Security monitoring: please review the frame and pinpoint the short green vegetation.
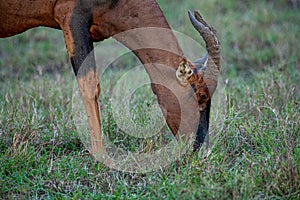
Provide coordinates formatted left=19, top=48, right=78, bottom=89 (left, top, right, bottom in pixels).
left=0, top=0, right=299, bottom=199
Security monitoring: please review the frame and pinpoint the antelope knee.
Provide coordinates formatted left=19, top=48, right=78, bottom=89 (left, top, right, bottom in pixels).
left=77, top=71, right=100, bottom=100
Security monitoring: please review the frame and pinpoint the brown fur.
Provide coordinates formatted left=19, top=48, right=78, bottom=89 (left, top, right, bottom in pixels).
left=0, top=1, right=220, bottom=156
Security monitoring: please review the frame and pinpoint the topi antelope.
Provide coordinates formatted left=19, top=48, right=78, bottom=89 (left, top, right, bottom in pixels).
left=0, top=0, right=220, bottom=158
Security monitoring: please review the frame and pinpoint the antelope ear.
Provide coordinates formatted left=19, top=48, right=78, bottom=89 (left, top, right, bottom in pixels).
left=193, top=53, right=208, bottom=70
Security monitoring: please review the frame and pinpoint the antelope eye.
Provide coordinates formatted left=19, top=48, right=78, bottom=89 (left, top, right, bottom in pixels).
left=198, top=93, right=207, bottom=99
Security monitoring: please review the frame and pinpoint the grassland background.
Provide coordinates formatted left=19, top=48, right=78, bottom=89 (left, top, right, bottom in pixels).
left=0, top=0, right=299, bottom=199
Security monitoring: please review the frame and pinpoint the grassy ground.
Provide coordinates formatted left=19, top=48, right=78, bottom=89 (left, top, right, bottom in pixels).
left=0, top=0, right=299, bottom=199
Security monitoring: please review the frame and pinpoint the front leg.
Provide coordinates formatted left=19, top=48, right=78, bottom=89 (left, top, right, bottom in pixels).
left=54, top=4, right=104, bottom=158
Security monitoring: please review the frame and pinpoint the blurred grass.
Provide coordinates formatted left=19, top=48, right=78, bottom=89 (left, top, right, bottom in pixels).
left=0, top=0, right=300, bottom=199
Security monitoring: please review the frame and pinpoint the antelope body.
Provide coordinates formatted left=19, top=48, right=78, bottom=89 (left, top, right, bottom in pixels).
left=0, top=0, right=220, bottom=158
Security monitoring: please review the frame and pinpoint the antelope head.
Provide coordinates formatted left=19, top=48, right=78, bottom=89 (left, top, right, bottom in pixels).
left=176, top=11, right=221, bottom=151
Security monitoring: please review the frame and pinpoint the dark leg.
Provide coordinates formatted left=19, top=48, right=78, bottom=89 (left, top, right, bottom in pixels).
left=54, top=4, right=104, bottom=158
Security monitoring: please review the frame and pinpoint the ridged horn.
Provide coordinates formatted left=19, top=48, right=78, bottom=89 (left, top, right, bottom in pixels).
left=188, top=10, right=221, bottom=95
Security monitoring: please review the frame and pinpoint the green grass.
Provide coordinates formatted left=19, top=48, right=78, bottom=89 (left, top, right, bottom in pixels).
left=1, top=0, right=299, bottom=199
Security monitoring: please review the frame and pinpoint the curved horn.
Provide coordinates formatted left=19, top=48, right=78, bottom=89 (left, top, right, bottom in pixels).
left=188, top=10, right=221, bottom=95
